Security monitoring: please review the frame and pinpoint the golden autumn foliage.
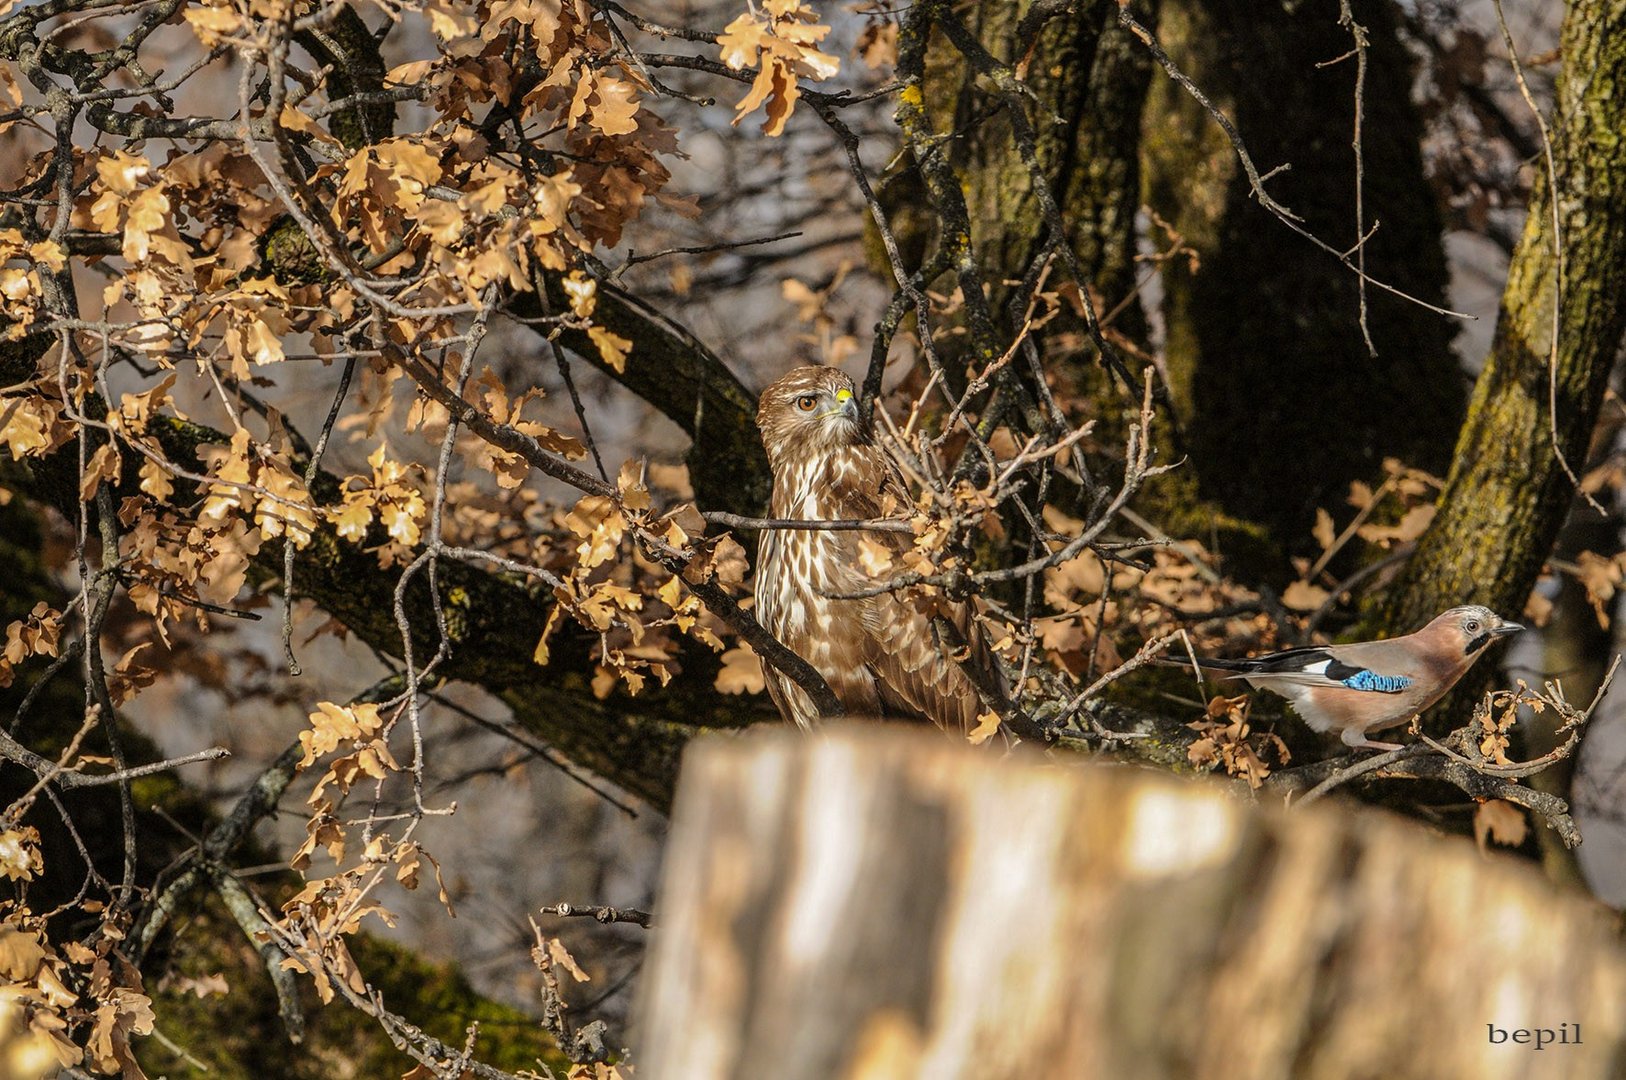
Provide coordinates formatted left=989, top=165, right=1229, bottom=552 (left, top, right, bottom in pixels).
left=0, top=0, right=1622, bottom=1074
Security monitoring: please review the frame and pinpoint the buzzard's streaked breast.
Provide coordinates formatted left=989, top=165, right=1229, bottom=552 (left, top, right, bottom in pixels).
left=752, top=369, right=998, bottom=735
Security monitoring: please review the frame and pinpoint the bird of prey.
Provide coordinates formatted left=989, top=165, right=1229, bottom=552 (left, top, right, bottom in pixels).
left=751, top=365, right=1000, bottom=733
left=1186, top=605, right=1523, bottom=750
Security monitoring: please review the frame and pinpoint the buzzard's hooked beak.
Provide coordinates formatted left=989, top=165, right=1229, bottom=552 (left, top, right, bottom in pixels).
left=821, top=387, right=859, bottom=422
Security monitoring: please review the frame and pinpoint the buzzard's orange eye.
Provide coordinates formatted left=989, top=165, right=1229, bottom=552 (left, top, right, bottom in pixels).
left=796, top=394, right=818, bottom=412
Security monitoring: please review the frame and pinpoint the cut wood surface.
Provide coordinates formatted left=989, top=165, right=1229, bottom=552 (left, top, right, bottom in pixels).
left=637, top=726, right=1626, bottom=1080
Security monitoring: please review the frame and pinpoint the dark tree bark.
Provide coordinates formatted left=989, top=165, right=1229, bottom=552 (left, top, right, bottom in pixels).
left=1143, top=0, right=1465, bottom=545
left=1378, top=0, right=1626, bottom=674
left=875, top=0, right=1154, bottom=420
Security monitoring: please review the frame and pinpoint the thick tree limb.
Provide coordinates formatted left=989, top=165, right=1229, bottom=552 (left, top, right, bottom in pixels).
left=508, top=282, right=772, bottom=518
left=1378, top=0, right=1626, bottom=699
left=1, top=417, right=743, bottom=811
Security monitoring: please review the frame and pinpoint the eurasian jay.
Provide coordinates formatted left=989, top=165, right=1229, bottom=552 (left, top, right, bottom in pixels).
left=1187, top=605, right=1523, bottom=750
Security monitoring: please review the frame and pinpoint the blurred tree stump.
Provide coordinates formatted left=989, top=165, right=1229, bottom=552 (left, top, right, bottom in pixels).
left=638, top=727, right=1626, bottom=1080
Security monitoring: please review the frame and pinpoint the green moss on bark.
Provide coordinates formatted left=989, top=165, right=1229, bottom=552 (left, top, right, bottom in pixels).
left=1373, top=0, right=1626, bottom=732
left=145, top=912, right=565, bottom=1079
left=946, top=0, right=1152, bottom=337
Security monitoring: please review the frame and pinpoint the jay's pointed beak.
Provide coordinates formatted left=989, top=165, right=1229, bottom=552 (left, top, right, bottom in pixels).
left=1491, top=622, right=1524, bottom=637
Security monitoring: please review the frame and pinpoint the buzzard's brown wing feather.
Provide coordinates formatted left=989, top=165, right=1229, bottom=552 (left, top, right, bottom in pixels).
left=843, top=447, right=1001, bottom=733
left=864, top=599, right=986, bottom=734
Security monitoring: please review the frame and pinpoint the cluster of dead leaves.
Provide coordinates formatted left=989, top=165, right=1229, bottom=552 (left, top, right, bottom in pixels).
left=0, top=724, right=162, bottom=1080
left=464, top=369, right=590, bottom=491
left=0, top=826, right=42, bottom=883
left=277, top=872, right=399, bottom=1008
left=853, top=17, right=898, bottom=70
left=782, top=262, right=859, bottom=367
left=1187, top=694, right=1290, bottom=789
left=1285, top=459, right=1443, bottom=612
left=0, top=228, right=63, bottom=339
left=77, top=147, right=303, bottom=369
left=0, top=0, right=742, bottom=724
left=0, top=603, right=62, bottom=691
left=556, top=273, right=634, bottom=372
left=538, top=462, right=745, bottom=699
left=196, top=426, right=316, bottom=547
left=329, top=444, right=432, bottom=567
left=121, top=503, right=262, bottom=642
left=0, top=914, right=158, bottom=1080
left=1041, top=505, right=1269, bottom=675
left=1472, top=683, right=1533, bottom=767
left=718, top=0, right=841, bottom=136
left=280, top=700, right=454, bottom=1007
left=294, top=702, right=401, bottom=871
left=854, top=499, right=961, bottom=579
left=521, top=919, right=637, bottom=1080
left=107, top=392, right=310, bottom=640
left=1558, top=549, right=1626, bottom=629
left=40, top=0, right=689, bottom=430
left=0, top=370, right=74, bottom=465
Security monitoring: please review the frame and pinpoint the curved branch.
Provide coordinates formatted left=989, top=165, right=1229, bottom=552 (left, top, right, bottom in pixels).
left=507, top=281, right=772, bottom=518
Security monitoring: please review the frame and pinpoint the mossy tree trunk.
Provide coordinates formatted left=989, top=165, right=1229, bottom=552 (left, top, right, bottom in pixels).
left=936, top=0, right=1153, bottom=340
left=878, top=1, right=1154, bottom=397
left=1142, top=0, right=1465, bottom=546
left=1378, top=0, right=1626, bottom=691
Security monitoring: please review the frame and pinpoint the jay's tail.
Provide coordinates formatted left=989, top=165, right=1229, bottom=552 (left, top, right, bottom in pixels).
left=1158, top=645, right=1339, bottom=679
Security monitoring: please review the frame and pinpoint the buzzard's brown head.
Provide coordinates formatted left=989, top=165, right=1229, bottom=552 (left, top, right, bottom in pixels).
left=756, top=366, right=866, bottom=469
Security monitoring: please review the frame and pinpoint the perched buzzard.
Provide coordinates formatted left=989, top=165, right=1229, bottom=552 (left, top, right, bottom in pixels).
left=752, top=365, right=999, bottom=733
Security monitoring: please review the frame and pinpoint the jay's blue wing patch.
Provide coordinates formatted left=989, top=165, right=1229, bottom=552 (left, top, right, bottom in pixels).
left=1338, top=669, right=1414, bottom=693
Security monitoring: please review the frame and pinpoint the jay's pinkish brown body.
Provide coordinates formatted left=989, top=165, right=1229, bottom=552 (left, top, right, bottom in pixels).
left=1191, top=606, right=1523, bottom=750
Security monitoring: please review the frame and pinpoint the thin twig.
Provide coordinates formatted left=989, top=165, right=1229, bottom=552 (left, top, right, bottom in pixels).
left=1329, top=1, right=1376, bottom=355
left=701, top=512, right=913, bottom=534
left=0, top=731, right=228, bottom=790
left=540, top=902, right=652, bottom=928
left=284, top=356, right=356, bottom=675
